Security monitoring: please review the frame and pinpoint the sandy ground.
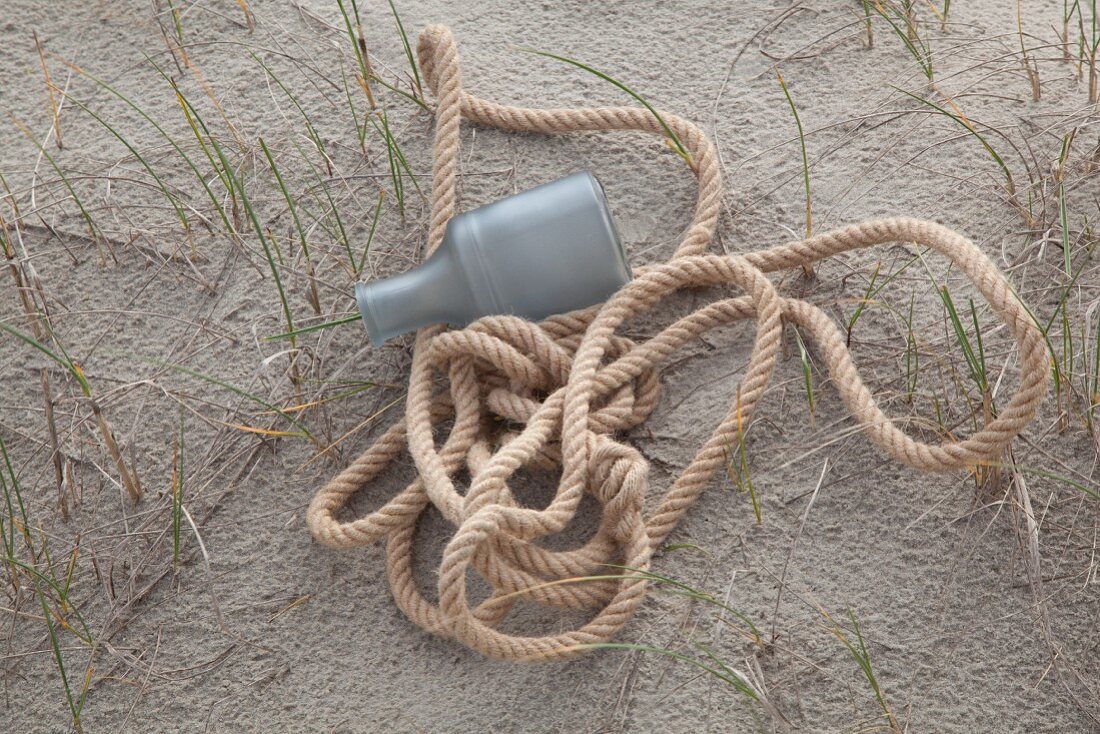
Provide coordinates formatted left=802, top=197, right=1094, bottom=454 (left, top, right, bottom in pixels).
left=1, top=0, right=1098, bottom=731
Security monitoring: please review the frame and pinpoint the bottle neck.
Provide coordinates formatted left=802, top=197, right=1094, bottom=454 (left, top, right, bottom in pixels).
left=356, top=248, right=470, bottom=345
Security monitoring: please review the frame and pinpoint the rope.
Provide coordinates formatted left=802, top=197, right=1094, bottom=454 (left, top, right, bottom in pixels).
left=307, top=25, right=1049, bottom=661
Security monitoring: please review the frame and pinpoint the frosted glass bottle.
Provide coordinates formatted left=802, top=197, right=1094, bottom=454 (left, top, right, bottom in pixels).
left=355, top=171, right=631, bottom=345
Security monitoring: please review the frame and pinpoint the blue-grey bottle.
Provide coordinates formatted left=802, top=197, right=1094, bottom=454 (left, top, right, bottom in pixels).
left=356, top=171, right=632, bottom=345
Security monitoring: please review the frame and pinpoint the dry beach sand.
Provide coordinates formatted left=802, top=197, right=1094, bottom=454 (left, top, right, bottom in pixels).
left=1, top=0, right=1098, bottom=731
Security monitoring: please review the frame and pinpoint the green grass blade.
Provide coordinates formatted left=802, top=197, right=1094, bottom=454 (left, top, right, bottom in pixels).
left=186, top=114, right=296, bottom=338
left=967, top=298, right=989, bottom=393
left=35, top=578, right=79, bottom=729
left=792, top=326, right=815, bottom=417
left=59, top=91, right=190, bottom=232
left=137, top=356, right=314, bottom=443
left=11, top=558, right=92, bottom=642
left=258, top=138, right=313, bottom=265
left=250, top=52, right=331, bottom=172
left=386, top=0, right=423, bottom=99
left=578, top=642, right=757, bottom=698
left=940, top=285, right=984, bottom=391
left=143, top=55, right=240, bottom=232
left=694, top=642, right=760, bottom=700
left=10, top=118, right=101, bottom=252
left=0, top=321, right=91, bottom=396
left=871, top=1, right=933, bottom=79
left=891, top=86, right=1012, bottom=185
left=1059, top=182, right=1072, bottom=279
left=371, top=75, right=430, bottom=110
left=265, top=314, right=359, bottom=341
left=77, top=57, right=234, bottom=235
left=972, top=467, right=1096, bottom=500
left=776, top=70, right=812, bottom=239
left=335, top=0, right=373, bottom=105
left=173, top=410, right=184, bottom=565
left=604, top=564, right=762, bottom=641
left=357, top=190, right=385, bottom=276
left=0, top=434, right=32, bottom=559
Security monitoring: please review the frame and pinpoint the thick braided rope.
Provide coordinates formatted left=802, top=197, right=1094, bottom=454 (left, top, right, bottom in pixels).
left=307, top=26, right=1048, bottom=661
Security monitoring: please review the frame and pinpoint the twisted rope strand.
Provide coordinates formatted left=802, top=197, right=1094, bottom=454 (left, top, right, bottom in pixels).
left=306, top=26, right=1048, bottom=661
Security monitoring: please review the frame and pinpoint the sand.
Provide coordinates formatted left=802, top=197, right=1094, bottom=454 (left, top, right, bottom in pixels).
left=1, top=0, right=1098, bottom=731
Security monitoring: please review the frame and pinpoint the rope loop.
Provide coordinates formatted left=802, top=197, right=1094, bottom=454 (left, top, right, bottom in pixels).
left=307, top=25, right=1048, bottom=661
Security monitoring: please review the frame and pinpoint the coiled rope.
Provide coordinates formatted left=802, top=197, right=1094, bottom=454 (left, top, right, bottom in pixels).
left=307, top=25, right=1048, bottom=661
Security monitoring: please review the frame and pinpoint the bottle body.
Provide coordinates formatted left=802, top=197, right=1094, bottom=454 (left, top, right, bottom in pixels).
left=356, top=170, right=631, bottom=345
